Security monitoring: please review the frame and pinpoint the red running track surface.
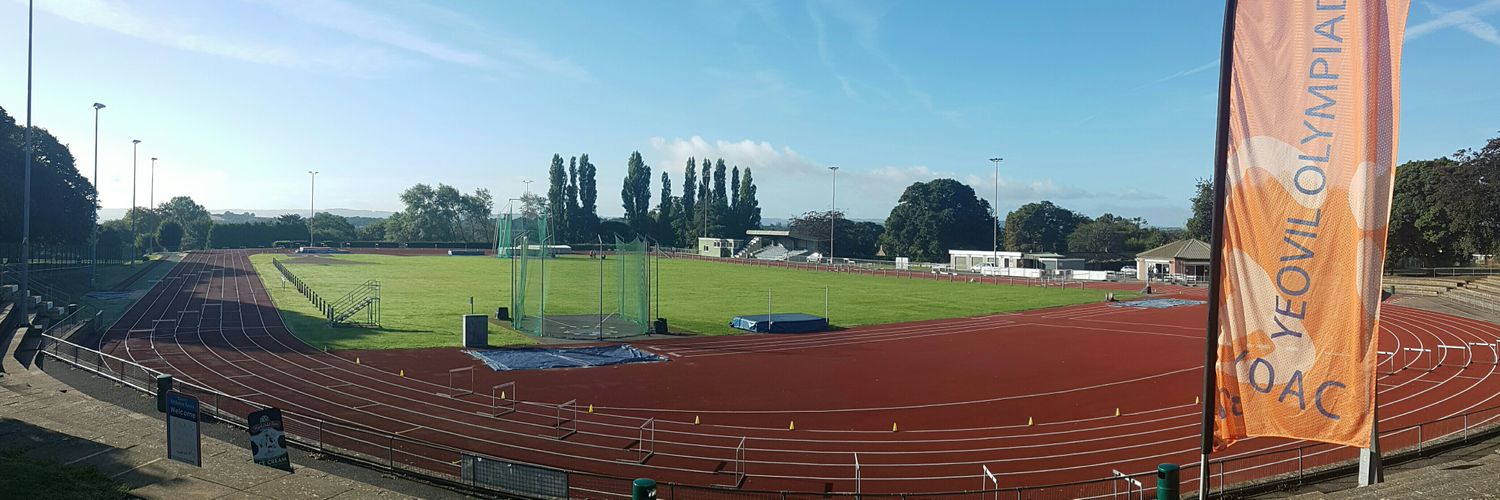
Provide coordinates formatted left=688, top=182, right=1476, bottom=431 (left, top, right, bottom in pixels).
left=97, top=250, right=1500, bottom=496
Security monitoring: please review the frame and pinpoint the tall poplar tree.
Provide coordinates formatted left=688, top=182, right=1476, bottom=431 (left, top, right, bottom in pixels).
left=566, top=156, right=581, bottom=242
left=546, top=154, right=569, bottom=241
left=678, top=158, right=697, bottom=245
left=657, top=171, right=675, bottom=246
left=578, top=153, right=599, bottom=240
left=620, top=151, right=653, bottom=236
left=739, top=167, right=761, bottom=231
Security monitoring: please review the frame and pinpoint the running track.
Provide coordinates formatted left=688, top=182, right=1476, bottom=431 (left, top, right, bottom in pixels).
left=97, top=250, right=1500, bottom=496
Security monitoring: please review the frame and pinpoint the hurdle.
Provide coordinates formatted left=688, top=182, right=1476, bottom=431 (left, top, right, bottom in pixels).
left=490, top=382, right=516, bottom=416
left=1377, top=350, right=1396, bottom=375
left=633, top=418, right=655, bottom=463
left=1437, top=344, right=1469, bottom=368
left=719, top=436, right=748, bottom=488
left=1112, top=469, right=1144, bottom=500
left=1403, top=347, right=1435, bottom=372
left=853, top=453, right=862, bottom=496
left=448, top=367, right=474, bottom=398
left=1469, top=342, right=1499, bottom=365
left=556, top=399, right=578, bottom=440
left=981, top=465, right=999, bottom=500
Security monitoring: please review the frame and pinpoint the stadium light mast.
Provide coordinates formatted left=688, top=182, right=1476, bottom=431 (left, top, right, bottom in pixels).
left=522, top=179, right=533, bottom=194
left=19, top=0, right=34, bottom=321
left=90, top=103, right=105, bottom=288
left=131, top=139, right=141, bottom=261
left=150, top=157, right=158, bottom=208
left=989, top=157, right=1003, bottom=268
left=308, top=171, right=319, bottom=246
left=828, top=165, right=839, bottom=263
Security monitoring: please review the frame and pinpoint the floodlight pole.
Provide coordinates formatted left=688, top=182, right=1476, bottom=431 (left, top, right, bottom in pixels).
left=308, top=171, right=319, bottom=246
left=90, top=103, right=105, bottom=288
left=828, top=164, right=840, bottom=264
left=598, top=235, right=605, bottom=340
left=150, top=157, right=158, bottom=209
left=19, top=0, right=34, bottom=321
left=150, top=157, right=158, bottom=249
left=131, top=139, right=141, bottom=261
left=522, top=179, right=533, bottom=194
left=989, top=157, right=1003, bottom=270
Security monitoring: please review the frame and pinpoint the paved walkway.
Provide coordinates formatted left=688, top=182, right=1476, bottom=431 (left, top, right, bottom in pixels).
left=0, top=362, right=426, bottom=499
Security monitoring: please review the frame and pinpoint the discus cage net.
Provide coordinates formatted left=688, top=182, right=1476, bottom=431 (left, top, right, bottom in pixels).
left=509, top=225, right=651, bottom=340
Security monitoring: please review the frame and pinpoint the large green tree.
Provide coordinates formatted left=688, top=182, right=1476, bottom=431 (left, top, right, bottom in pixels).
left=0, top=106, right=96, bottom=246
left=309, top=212, right=357, bottom=243
left=566, top=156, right=582, bottom=242
left=1386, top=158, right=1462, bottom=266
left=620, top=151, right=653, bottom=236
left=157, top=196, right=212, bottom=249
left=1066, top=213, right=1152, bottom=253
left=386, top=183, right=493, bottom=242
left=156, top=221, right=184, bottom=251
left=879, top=179, right=995, bottom=262
left=1003, top=201, right=1086, bottom=253
left=1185, top=178, right=1213, bottom=241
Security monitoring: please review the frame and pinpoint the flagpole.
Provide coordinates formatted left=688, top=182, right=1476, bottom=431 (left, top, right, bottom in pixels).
left=1200, top=0, right=1240, bottom=497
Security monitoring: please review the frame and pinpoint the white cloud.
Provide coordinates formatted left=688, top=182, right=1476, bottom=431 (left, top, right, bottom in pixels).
left=37, top=0, right=408, bottom=72
left=256, top=0, right=494, bottom=69
left=1411, top=1, right=1500, bottom=47
left=1152, top=59, right=1219, bottom=84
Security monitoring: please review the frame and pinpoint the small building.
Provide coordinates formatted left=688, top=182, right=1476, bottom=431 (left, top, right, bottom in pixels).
left=1026, top=252, right=1085, bottom=270
left=1135, top=239, right=1211, bottom=282
left=948, top=249, right=1024, bottom=270
left=697, top=237, right=740, bottom=258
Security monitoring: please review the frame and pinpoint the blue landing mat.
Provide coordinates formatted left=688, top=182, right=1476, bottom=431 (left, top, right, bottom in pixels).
left=465, top=344, right=666, bottom=371
left=1109, top=298, right=1207, bottom=309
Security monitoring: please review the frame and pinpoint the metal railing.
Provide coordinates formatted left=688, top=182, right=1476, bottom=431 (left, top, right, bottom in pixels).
left=34, top=331, right=1500, bottom=499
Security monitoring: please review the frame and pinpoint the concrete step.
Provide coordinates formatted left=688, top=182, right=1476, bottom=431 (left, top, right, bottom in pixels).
left=1384, top=277, right=1466, bottom=287
left=1390, top=285, right=1446, bottom=295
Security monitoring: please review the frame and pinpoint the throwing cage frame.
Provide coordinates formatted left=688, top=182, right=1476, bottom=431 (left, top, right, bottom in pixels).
left=511, top=233, right=652, bottom=340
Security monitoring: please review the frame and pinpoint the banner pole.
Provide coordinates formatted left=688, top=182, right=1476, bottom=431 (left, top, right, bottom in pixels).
left=1200, top=0, right=1240, bottom=497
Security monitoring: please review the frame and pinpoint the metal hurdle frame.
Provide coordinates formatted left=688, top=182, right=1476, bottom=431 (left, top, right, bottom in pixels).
left=981, top=464, right=1000, bottom=500
left=1437, top=343, right=1470, bottom=368
left=1469, top=341, right=1500, bottom=365
left=634, top=418, right=655, bottom=463
left=1377, top=350, right=1397, bottom=375
left=447, top=367, right=474, bottom=398
left=556, top=399, right=578, bottom=440
left=490, top=382, right=516, bottom=416
left=1403, top=346, right=1435, bottom=372
left=1113, top=469, right=1144, bottom=500
left=719, top=436, right=748, bottom=488
left=853, top=453, right=862, bottom=496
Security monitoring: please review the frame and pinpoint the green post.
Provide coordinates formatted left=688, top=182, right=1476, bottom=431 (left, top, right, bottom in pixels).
left=1157, top=463, right=1180, bottom=500
left=155, top=374, right=173, bottom=412
left=631, top=478, right=656, bottom=500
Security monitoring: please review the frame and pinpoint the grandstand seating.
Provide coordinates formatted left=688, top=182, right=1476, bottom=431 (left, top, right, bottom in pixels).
left=1382, top=276, right=1465, bottom=296
left=1443, top=276, right=1500, bottom=312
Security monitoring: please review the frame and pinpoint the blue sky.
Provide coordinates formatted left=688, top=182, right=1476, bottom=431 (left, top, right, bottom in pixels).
left=3, top=0, right=1498, bottom=225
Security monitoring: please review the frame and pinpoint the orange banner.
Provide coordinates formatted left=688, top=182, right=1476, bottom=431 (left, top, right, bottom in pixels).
left=1213, top=0, right=1410, bottom=449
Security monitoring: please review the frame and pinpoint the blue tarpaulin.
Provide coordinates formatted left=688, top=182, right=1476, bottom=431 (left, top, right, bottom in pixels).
left=465, top=345, right=666, bottom=372
left=1109, top=298, right=1207, bottom=309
